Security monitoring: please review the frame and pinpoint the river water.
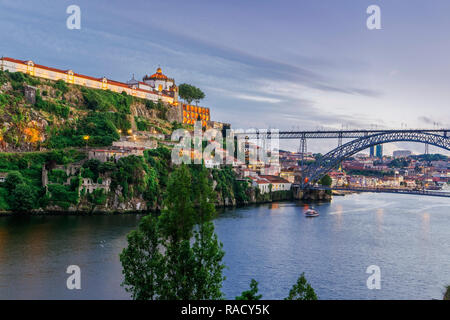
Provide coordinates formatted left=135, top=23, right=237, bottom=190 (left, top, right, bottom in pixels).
left=0, top=193, right=449, bottom=300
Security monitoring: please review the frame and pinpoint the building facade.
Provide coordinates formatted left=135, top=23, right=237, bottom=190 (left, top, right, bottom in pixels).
left=0, top=57, right=178, bottom=104
left=376, top=144, right=383, bottom=158
left=393, top=150, right=412, bottom=158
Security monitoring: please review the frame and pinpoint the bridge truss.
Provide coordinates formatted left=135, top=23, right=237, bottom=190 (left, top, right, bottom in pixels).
left=301, top=131, right=450, bottom=186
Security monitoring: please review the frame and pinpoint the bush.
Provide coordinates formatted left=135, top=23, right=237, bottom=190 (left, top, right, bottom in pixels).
left=88, top=188, right=107, bottom=205
left=319, top=174, right=332, bottom=187
left=35, top=92, right=70, bottom=118
left=48, top=169, right=68, bottom=184
left=0, top=187, right=10, bottom=210
left=4, top=171, right=24, bottom=192
left=135, top=116, right=150, bottom=131
left=0, top=93, right=8, bottom=108
left=9, top=183, right=37, bottom=211
left=82, top=87, right=132, bottom=114
left=47, top=184, right=79, bottom=206
left=54, top=80, right=68, bottom=94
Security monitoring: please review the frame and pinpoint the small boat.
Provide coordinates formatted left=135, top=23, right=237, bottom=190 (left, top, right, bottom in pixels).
left=304, top=208, right=319, bottom=217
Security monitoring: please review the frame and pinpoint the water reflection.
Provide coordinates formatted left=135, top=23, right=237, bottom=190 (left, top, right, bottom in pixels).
left=333, top=204, right=343, bottom=231
left=269, top=203, right=279, bottom=210
left=421, top=213, right=430, bottom=241
left=376, top=208, right=384, bottom=233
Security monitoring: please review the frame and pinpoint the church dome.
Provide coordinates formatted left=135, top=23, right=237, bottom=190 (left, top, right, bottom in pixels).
left=143, top=67, right=168, bottom=81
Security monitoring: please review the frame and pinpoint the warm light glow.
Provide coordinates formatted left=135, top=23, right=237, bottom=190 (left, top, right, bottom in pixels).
left=24, top=127, right=41, bottom=143
left=127, top=129, right=132, bottom=134
left=83, top=135, right=90, bottom=141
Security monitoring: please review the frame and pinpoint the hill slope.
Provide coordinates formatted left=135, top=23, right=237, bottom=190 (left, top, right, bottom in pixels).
left=0, top=69, right=177, bottom=152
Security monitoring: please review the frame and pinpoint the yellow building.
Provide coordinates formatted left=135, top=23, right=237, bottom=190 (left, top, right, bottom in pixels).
left=182, top=104, right=210, bottom=127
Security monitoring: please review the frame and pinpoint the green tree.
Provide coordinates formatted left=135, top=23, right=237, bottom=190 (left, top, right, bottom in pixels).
left=319, top=174, right=332, bottom=187
left=191, top=165, right=225, bottom=299
left=158, top=165, right=197, bottom=299
left=120, top=164, right=225, bottom=300
left=159, top=165, right=196, bottom=242
left=10, top=183, right=36, bottom=211
left=179, top=84, right=205, bottom=105
left=4, top=171, right=24, bottom=192
left=179, top=83, right=195, bottom=104
left=285, top=273, right=318, bottom=300
left=120, top=215, right=165, bottom=300
left=444, top=285, right=450, bottom=300
left=193, top=87, right=205, bottom=106
left=236, top=279, right=262, bottom=300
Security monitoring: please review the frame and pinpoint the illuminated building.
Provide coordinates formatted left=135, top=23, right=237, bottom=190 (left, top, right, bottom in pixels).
left=182, top=104, right=210, bottom=127
left=1, top=57, right=183, bottom=105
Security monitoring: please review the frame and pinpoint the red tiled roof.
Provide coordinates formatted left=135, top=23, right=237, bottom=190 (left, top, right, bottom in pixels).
left=1, top=57, right=175, bottom=99
left=259, top=175, right=290, bottom=184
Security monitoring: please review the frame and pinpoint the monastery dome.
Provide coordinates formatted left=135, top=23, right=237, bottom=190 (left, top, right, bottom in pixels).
left=143, top=67, right=168, bottom=81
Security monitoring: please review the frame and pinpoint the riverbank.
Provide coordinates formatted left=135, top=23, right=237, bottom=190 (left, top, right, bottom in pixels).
left=0, top=189, right=296, bottom=216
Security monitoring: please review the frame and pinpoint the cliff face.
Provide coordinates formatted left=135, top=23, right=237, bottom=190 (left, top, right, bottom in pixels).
left=0, top=70, right=174, bottom=152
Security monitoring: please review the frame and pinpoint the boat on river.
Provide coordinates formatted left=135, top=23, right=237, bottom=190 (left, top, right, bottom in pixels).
left=304, top=208, right=319, bottom=217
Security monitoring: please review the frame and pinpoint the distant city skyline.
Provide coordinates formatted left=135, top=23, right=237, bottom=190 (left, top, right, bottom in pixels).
left=0, top=0, right=449, bottom=155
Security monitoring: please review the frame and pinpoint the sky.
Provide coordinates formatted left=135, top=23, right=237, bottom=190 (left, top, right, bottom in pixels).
left=0, top=0, right=449, bottom=155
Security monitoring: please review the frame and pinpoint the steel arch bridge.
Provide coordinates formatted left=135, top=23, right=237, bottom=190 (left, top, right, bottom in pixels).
left=301, top=130, right=450, bottom=187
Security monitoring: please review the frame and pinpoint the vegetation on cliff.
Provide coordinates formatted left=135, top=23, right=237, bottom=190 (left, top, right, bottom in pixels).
left=0, top=143, right=266, bottom=213
left=0, top=149, right=85, bottom=211
left=0, top=70, right=289, bottom=213
left=0, top=69, right=174, bottom=151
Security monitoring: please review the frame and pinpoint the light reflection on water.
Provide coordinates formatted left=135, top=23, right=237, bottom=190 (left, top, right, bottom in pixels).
left=0, top=193, right=449, bottom=300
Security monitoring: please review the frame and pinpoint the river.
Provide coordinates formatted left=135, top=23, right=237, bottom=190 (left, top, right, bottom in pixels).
left=0, top=193, right=449, bottom=300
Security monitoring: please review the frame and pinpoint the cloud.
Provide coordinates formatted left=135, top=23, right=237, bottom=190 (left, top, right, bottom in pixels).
left=418, top=116, right=443, bottom=126
left=231, top=94, right=282, bottom=104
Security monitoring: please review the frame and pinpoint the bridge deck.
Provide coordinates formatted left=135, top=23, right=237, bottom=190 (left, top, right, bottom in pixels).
left=237, top=129, right=449, bottom=139
left=297, top=185, right=450, bottom=198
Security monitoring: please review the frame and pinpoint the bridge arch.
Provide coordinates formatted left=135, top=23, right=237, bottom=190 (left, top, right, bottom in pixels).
left=303, top=131, right=450, bottom=186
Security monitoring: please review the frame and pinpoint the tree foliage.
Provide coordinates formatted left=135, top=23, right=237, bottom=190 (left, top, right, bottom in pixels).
left=178, top=83, right=205, bottom=105
left=318, top=174, right=332, bottom=187
left=285, top=273, right=318, bottom=300
left=9, top=183, right=37, bottom=211
left=120, top=214, right=165, bottom=300
left=236, top=279, right=262, bottom=300
left=444, top=285, right=450, bottom=300
left=120, top=164, right=225, bottom=300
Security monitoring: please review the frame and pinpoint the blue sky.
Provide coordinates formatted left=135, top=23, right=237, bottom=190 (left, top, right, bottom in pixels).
left=1, top=0, right=449, bottom=154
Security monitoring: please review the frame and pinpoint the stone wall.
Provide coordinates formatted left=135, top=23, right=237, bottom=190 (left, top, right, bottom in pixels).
left=167, top=104, right=183, bottom=123
left=24, top=85, right=36, bottom=104
left=293, top=186, right=332, bottom=202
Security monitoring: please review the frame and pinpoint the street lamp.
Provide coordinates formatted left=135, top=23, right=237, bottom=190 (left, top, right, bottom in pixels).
left=83, top=135, right=90, bottom=150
